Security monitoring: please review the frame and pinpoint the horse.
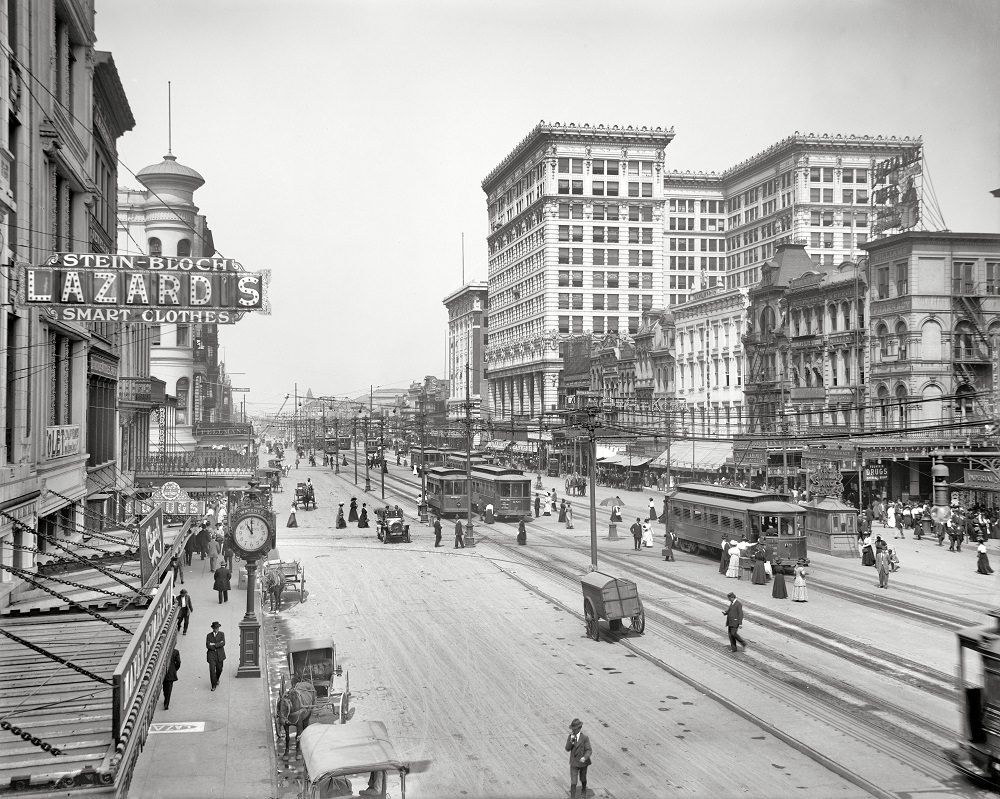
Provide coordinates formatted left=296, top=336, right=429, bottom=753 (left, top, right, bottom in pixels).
left=275, top=680, right=316, bottom=757
left=262, top=566, right=286, bottom=612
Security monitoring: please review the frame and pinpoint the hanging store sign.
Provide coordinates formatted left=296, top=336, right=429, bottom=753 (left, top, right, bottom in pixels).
left=871, top=145, right=922, bottom=234
left=19, top=253, right=271, bottom=324
left=138, top=505, right=165, bottom=585
left=963, top=469, right=1000, bottom=489
left=149, top=481, right=206, bottom=516
left=864, top=464, right=888, bottom=481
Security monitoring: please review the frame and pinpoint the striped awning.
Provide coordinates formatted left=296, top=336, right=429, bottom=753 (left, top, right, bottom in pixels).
left=651, top=440, right=733, bottom=471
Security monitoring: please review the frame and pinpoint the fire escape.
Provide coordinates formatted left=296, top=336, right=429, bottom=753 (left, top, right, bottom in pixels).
left=952, top=276, right=993, bottom=420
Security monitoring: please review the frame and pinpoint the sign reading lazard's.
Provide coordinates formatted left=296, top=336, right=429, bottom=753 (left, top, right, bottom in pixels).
left=20, top=254, right=271, bottom=324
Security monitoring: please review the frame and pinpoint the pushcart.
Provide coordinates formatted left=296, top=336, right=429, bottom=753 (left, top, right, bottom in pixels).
left=580, top=571, right=645, bottom=641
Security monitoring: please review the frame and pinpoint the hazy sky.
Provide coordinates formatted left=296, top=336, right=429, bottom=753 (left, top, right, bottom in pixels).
left=97, top=0, right=1000, bottom=414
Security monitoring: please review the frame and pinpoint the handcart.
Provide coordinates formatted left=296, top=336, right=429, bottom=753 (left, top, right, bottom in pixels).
left=580, top=571, right=645, bottom=641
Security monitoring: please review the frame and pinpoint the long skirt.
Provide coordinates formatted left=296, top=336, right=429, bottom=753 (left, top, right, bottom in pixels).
left=862, top=546, right=875, bottom=567
left=348, top=507, right=359, bottom=522
left=771, top=570, right=788, bottom=599
left=286, top=512, right=298, bottom=528
left=641, top=529, right=653, bottom=548
left=719, top=548, right=729, bottom=575
left=558, top=507, right=567, bottom=523
left=751, top=560, right=767, bottom=585
left=648, top=508, right=658, bottom=521
left=336, top=517, right=347, bottom=529
left=791, top=580, right=808, bottom=602
left=978, top=552, right=994, bottom=574
left=725, top=554, right=740, bottom=578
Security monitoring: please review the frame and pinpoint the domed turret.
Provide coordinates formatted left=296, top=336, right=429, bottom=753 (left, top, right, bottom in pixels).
left=136, top=153, right=205, bottom=207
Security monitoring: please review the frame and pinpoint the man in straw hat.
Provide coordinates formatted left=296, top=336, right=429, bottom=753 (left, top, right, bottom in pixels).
left=565, top=717, right=592, bottom=798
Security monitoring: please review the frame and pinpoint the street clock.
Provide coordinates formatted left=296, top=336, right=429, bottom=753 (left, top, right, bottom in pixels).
left=230, top=509, right=273, bottom=560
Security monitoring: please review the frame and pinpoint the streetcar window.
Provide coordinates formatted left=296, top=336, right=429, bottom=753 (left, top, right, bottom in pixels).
left=709, top=513, right=719, bottom=525
left=721, top=516, right=730, bottom=529
left=733, top=518, right=744, bottom=532
left=681, top=507, right=691, bottom=519
left=693, top=506, right=703, bottom=521
left=779, top=517, right=795, bottom=536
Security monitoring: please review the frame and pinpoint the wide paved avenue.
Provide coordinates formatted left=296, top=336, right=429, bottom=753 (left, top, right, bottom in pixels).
left=258, top=456, right=993, bottom=799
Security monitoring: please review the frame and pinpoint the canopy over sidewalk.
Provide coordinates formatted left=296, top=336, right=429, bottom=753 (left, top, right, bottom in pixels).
left=651, top=440, right=733, bottom=471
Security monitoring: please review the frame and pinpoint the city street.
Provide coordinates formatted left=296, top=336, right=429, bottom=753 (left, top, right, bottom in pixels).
left=263, top=458, right=996, bottom=799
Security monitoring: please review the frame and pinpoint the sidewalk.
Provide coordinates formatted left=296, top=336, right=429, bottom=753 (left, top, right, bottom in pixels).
left=129, top=554, right=277, bottom=799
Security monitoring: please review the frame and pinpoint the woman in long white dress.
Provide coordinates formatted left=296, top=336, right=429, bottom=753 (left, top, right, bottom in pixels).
left=725, top=541, right=741, bottom=578
left=641, top=520, right=653, bottom=548
left=886, top=503, right=897, bottom=532
left=791, top=559, right=809, bottom=602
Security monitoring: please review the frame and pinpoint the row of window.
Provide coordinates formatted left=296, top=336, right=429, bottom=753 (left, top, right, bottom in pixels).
left=558, top=315, right=643, bottom=335
left=558, top=203, right=654, bottom=222
left=810, top=210, right=870, bottom=227
left=557, top=158, right=655, bottom=177
left=558, top=180, right=654, bottom=198
left=558, top=271, right=654, bottom=289
left=558, top=226, right=655, bottom=244
left=668, top=217, right=726, bottom=232
left=810, top=167, right=868, bottom=184
left=562, top=248, right=654, bottom=266
left=558, top=294, right=654, bottom=311
left=668, top=199, right=725, bottom=214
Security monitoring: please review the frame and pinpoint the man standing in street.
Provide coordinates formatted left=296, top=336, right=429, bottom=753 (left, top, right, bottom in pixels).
left=433, top=516, right=442, bottom=547
left=630, top=518, right=643, bottom=551
left=723, top=591, right=747, bottom=652
left=213, top=561, right=231, bottom=603
left=454, top=519, right=465, bottom=548
left=565, top=717, right=592, bottom=799
left=206, top=621, right=226, bottom=691
left=875, top=544, right=891, bottom=589
left=534, top=493, right=540, bottom=518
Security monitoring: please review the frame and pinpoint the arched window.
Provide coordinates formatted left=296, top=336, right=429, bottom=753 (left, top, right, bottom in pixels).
left=148, top=237, right=162, bottom=256
left=955, top=322, right=975, bottom=360
left=895, top=321, right=908, bottom=361
left=176, top=377, right=190, bottom=426
left=877, top=385, right=891, bottom=428
left=842, top=301, right=852, bottom=330
left=876, top=323, right=890, bottom=359
left=760, top=306, right=776, bottom=334
left=177, top=239, right=191, bottom=257
left=895, top=384, right=908, bottom=426
left=828, top=304, right=838, bottom=332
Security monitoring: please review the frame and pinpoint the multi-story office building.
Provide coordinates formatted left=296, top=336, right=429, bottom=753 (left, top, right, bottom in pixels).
left=482, top=122, right=676, bottom=429
left=443, top=282, right=488, bottom=419
left=662, top=172, right=726, bottom=307
left=1, top=1, right=135, bottom=590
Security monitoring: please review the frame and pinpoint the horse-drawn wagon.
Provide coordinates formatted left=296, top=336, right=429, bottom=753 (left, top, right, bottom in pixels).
left=295, top=482, right=317, bottom=510
left=261, top=558, right=305, bottom=610
left=580, top=571, right=645, bottom=641
left=258, top=466, right=283, bottom=492
left=275, top=637, right=352, bottom=758
left=297, top=721, right=409, bottom=799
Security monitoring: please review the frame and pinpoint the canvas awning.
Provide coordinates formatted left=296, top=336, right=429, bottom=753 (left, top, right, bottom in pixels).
left=598, top=454, right=653, bottom=467
left=486, top=440, right=511, bottom=450
left=595, top=445, right=622, bottom=461
left=651, top=440, right=733, bottom=471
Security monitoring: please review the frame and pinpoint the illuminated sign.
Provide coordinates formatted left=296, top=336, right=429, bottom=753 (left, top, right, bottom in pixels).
left=871, top=146, right=922, bottom=235
left=149, top=481, right=207, bottom=516
left=19, top=253, right=271, bottom=324
left=864, top=464, right=888, bottom=481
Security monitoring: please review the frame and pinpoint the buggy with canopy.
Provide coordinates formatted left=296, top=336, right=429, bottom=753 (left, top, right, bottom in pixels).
left=297, top=721, right=410, bottom=798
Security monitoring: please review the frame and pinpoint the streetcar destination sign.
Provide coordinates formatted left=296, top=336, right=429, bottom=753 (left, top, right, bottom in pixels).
left=18, top=253, right=271, bottom=324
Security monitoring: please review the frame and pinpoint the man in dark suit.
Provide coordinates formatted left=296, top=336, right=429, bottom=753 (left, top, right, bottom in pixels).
left=565, top=717, right=592, bottom=798
left=534, top=494, right=540, bottom=518
left=176, top=589, right=193, bottom=635
left=723, top=591, right=746, bottom=652
left=630, top=519, right=643, bottom=551
left=206, top=621, right=226, bottom=691
left=433, top=516, right=442, bottom=547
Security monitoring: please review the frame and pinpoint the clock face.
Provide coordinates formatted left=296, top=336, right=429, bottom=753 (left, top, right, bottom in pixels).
left=233, top=515, right=270, bottom=553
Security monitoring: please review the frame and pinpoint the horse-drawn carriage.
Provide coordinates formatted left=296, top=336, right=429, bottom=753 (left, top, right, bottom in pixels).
left=295, top=482, right=317, bottom=510
left=261, top=558, right=306, bottom=610
left=259, top=466, right=283, bottom=492
left=275, top=637, right=352, bottom=758
left=297, top=721, right=410, bottom=799
left=375, top=505, right=411, bottom=544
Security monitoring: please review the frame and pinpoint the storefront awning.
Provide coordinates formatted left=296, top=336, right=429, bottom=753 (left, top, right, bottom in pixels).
left=595, top=445, right=622, bottom=461
left=598, top=454, right=653, bottom=467
left=510, top=441, right=537, bottom=454
left=651, top=440, right=733, bottom=471
left=486, top=439, right=512, bottom=450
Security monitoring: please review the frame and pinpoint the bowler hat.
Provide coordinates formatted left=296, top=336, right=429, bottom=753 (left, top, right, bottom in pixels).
left=727, top=592, right=736, bottom=599
left=211, top=621, right=221, bottom=629
left=569, top=718, right=583, bottom=731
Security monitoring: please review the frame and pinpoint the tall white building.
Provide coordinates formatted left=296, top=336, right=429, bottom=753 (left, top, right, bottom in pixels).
left=482, top=122, right=675, bottom=425
left=443, top=282, right=488, bottom=420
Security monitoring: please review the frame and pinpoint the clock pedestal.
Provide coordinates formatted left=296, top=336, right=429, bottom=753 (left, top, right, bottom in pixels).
left=236, top=557, right=262, bottom=678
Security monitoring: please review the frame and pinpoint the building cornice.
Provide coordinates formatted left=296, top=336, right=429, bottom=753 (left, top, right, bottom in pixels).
left=483, top=120, right=675, bottom=192
left=722, top=132, right=922, bottom=182
left=662, top=170, right=723, bottom=186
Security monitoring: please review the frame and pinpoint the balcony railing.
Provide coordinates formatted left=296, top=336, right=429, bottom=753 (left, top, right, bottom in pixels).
left=136, top=451, right=255, bottom=477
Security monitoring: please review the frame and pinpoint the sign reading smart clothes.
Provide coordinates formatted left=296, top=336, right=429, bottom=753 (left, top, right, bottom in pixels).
left=19, top=253, right=271, bottom=325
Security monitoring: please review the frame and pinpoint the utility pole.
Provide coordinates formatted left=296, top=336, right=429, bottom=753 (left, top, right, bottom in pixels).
left=418, top=412, right=428, bottom=523
left=579, top=404, right=602, bottom=572
left=334, top=416, right=340, bottom=474
left=464, top=361, right=475, bottom=546
left=353, top=416, right=359, bottom=486
left=380, top=410, right=386, bottom=500
left=365, top=387, right=372, bottom=493
left=293, top=382, right=298, bottom=451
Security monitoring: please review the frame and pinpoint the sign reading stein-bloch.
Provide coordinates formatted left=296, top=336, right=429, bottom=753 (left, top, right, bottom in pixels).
left=19, top=253, right=271, bottom=324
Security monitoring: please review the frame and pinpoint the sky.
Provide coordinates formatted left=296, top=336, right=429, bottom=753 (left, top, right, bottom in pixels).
left=97, top=0, right=1000, bottom=415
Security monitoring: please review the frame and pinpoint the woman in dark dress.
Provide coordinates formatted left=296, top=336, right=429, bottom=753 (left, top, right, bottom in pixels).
left=558, top=500, right=567, bottom=524
left=977, top=538, right=994, bottom=575
left=336, top=504, right=347, bottom=529
left=751, top=544, right=768, bottom=585
left=348, top=498, right=359, bottom=523
left=358, top=503, right=369, bottom=528
left=516, top=519, right=527, bottom=545
left=719, top=538, right=729, bottom=574
left=861, top=536, right=876, bottom=567
left=771, top=559, right=788, bottom=599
